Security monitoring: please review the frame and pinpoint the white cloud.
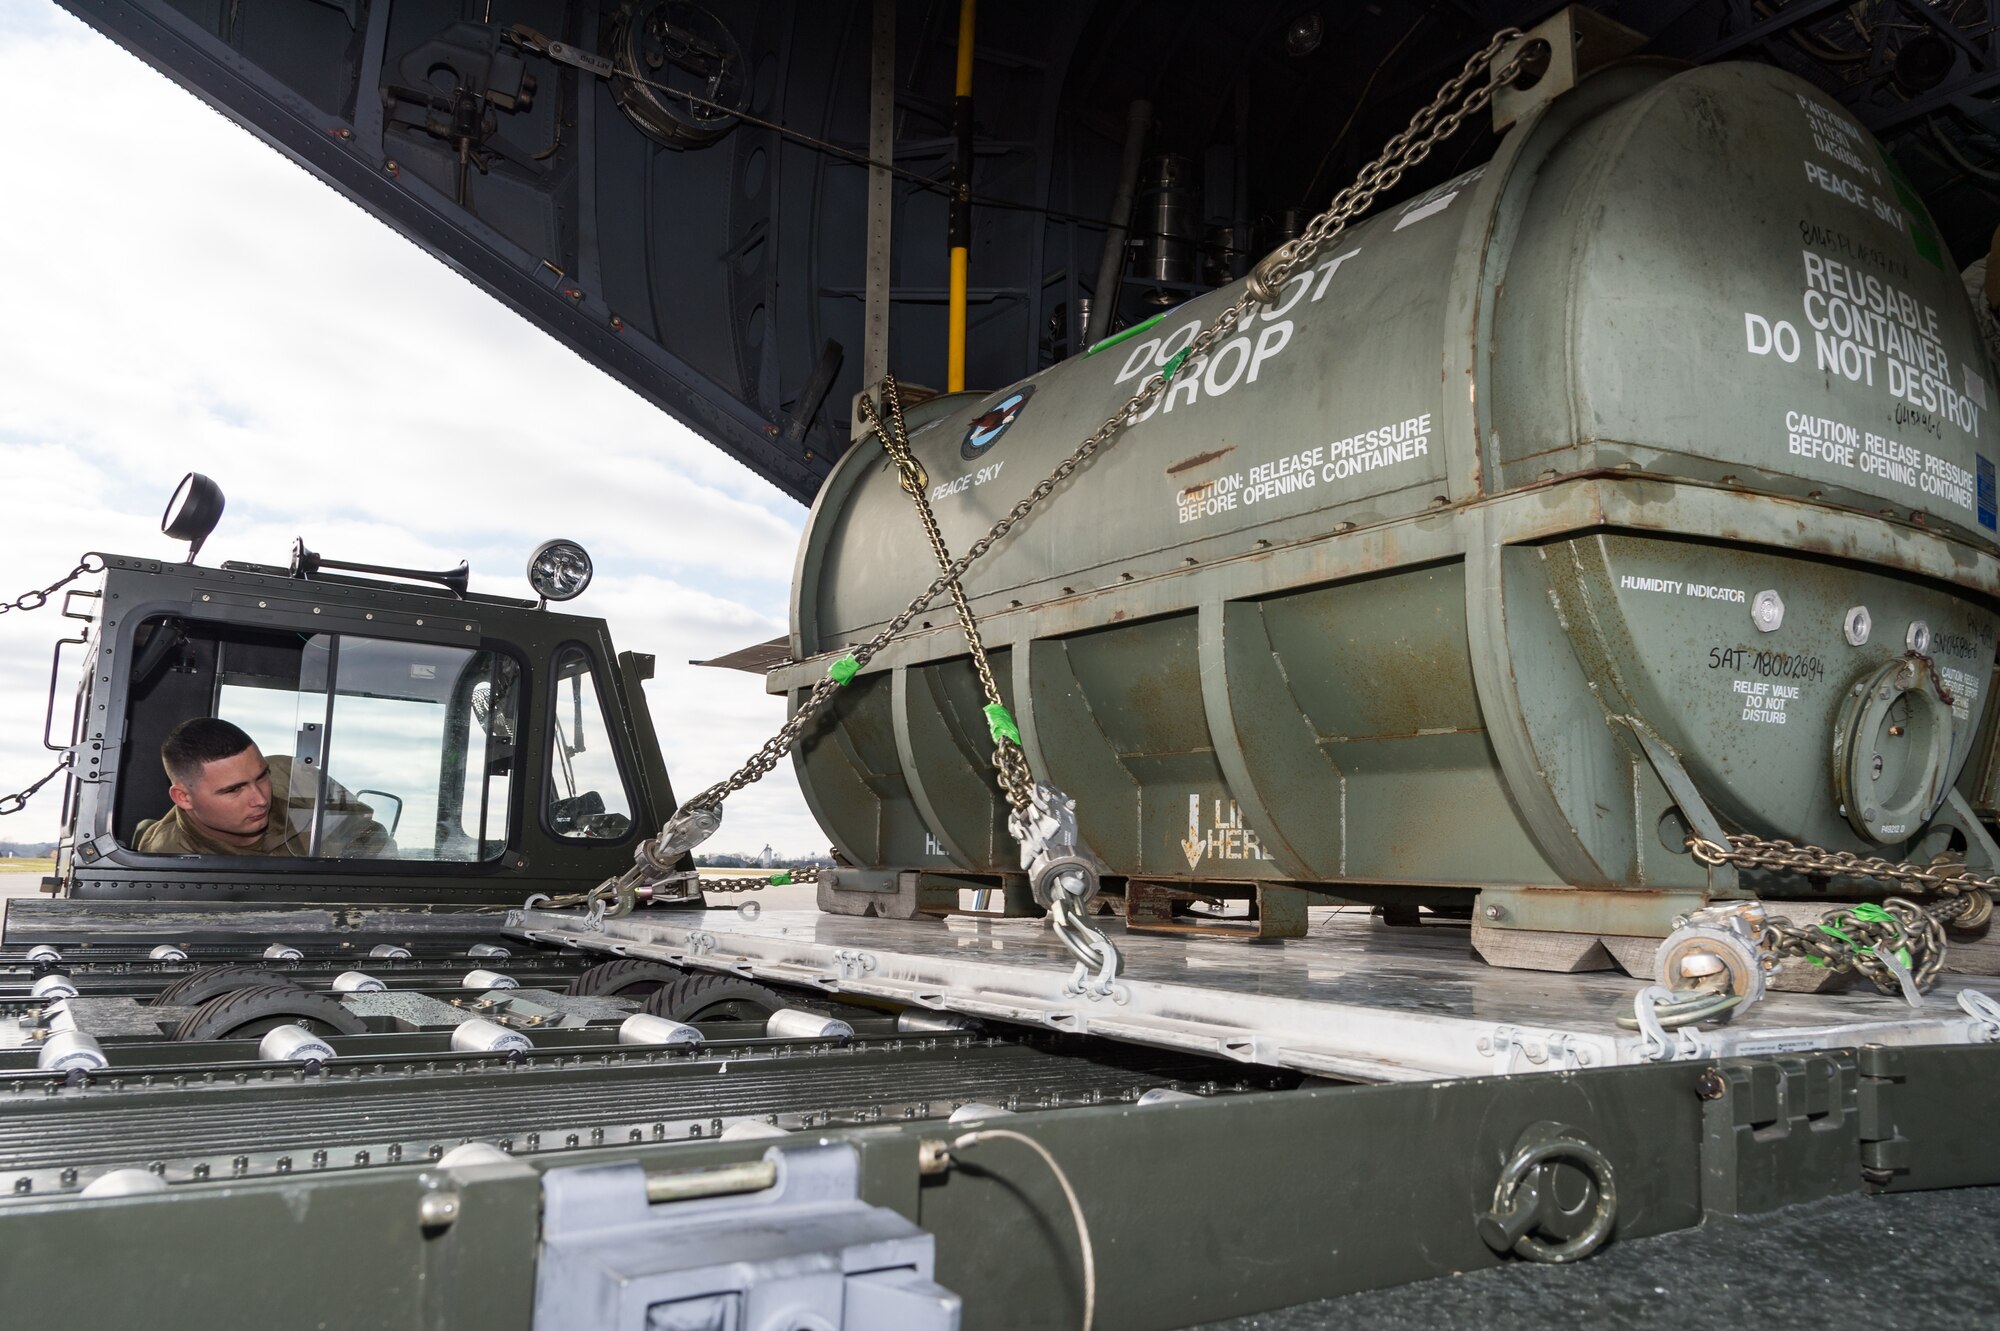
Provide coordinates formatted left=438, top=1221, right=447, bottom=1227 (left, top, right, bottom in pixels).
left=0, top=11, right=828, bottom=855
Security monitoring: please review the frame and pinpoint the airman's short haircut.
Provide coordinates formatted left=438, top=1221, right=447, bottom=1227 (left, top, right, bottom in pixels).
left=161, top=718, right=258, bottom=789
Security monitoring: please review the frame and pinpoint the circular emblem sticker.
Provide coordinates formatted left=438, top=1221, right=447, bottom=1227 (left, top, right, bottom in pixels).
left=961, top=385, right=1035, bottom=460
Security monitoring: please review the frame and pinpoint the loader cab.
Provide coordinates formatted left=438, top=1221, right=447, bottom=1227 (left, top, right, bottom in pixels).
left=47, top=483, right=677, bottom=906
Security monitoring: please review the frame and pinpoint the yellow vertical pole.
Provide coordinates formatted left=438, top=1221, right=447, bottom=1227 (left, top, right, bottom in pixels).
left=947, top=0, right=976, bottom=391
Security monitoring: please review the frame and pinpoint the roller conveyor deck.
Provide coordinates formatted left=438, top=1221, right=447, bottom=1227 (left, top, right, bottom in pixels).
left=0, top=1032, right=1266, bottom=1196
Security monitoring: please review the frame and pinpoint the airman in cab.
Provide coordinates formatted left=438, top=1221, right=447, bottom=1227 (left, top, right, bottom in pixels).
left=135, top=718, right=394, bottom=858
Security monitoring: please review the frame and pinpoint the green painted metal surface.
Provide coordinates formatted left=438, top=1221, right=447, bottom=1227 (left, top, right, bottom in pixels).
left=785, top=60, right=2000, bottom=916
left=12, top=1046, right=1997, bottom=1329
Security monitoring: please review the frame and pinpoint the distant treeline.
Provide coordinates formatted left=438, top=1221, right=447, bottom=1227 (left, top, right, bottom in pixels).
left=695, top=853, right=836, bottom=870
left=0, top=842, right=56, bottom=858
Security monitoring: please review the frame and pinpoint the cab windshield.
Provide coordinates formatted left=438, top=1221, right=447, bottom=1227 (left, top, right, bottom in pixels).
left=118, top=618, right=520, bottom=862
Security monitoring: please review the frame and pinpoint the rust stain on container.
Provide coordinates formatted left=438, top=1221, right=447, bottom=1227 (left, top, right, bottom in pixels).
left=1167, top=445, right=1236, bottom=477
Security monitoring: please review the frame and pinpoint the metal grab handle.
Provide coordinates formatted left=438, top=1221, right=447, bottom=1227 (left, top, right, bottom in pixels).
left=1478, top=1121, right=1618, bottom=1265
left=43, top=636, right=88, bottom=752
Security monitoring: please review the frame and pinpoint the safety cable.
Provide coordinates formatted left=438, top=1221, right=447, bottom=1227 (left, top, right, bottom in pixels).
left=952, top=1129, right=1097, bottom=1331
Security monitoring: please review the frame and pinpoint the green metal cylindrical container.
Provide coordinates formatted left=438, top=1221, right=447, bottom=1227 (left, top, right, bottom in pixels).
left=779, top=60, right=2000, bottom=923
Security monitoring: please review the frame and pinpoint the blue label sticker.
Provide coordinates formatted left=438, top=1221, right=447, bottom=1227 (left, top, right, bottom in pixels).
left=1979, top=454, right=1996, bottom=531
left=961, top=386, right=1034, bottom=461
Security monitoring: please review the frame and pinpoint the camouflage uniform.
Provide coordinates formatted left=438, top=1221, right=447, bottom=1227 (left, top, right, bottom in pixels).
left=135, top=755, right=395, bottom=858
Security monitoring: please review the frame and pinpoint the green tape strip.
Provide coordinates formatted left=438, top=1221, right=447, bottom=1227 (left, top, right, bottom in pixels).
left=1909, top=222, right=1944, bottom=271
left=984, top=702, right=1023, bottom=747
left=1161, top=346, right=1193, bottom=382
left=768, top=871, right=793, bottom=886
left=828, top=654, right=860, bottom=686
left=1874, top=145, right=1945, bottom=269
left=1877, top=144, right=1915, bottom=190
left=1082, top=309, right=1169, bottom=358
left=1815, top=903, right=1912, bottom=967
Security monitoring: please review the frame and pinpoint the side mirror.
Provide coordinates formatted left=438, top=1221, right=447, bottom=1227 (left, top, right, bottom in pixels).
left=355, top=789, right=404, bottom=837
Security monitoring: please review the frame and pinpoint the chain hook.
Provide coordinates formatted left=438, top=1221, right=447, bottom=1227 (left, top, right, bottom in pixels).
left=1958, top=989, right=2000, bottom=1040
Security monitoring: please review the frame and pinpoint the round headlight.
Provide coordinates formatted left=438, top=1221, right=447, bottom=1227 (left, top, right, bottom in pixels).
left=527, top=539, right=593, bottom=601
left=161, top=472, right=226, bottom=560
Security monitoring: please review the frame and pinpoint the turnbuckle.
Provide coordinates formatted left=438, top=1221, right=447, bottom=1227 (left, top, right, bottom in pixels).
left=635, top=803, right=724, bottom=877
left=1009, top=783, right=1103, bottom=909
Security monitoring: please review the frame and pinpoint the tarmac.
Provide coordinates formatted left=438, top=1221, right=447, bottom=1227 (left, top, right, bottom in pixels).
left=1202, top=1187, right=2000, bottom=1330
left=0, top=870, right=44, bottom=903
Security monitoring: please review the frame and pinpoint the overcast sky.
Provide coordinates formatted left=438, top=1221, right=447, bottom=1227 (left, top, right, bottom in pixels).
left=0, top=5, right=824, bottom=855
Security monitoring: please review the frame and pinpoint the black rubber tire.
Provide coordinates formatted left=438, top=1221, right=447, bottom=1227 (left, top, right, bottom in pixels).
left=172, top=985, right=368, bottom=1042
left=644, top=974, right=790, bottom=1023
left=151, top=965, right=303, bottom=1009
left=569, top=959, right=689, bottom=998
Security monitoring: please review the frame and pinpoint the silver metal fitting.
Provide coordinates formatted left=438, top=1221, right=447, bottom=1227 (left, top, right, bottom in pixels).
left=1245, top=241, right=1303, bottom=305
left=30, top=973, right=78, bottom=1001
left=37, top=1029, right=108, bottom=1073
left=462, top=969, right=519, bottom=991
left=1654, top=902, right=1771, bottom=1010
left=368, top=944, right=413, bottom=960
left=1009, top=782, right=1105, bottom=908
left=450, top=1017, right=532, bottom=1054
left=917, top=1139, right=954, bottom=1175
left=263, top=943, right=303, bottom=963
left=331, top=971, right=385, bottom=993
left=1751, top=589, right=1785, bottom=633
left=896, top=1010, right=981, bottom=1035
left=766, top=1009, right=855, bottom=1042
left=467, top=943, right=511, bottom=959
left=417, top=1186, right=461, bottom=1231
left=1843, top=605, right=1872, bottom=646
left=637, top=803, right=723, bottom=875
left=438, top=1142, right=511, bottom=1169
left=148, top=944, right=188, bottom=962
left=719, top=1120, right=791, bottom=1141
left=947, top=1102, right=1014, bottom=1123
left=26, top=945, right=61, bottom=966
left=617, top=1013, right=703, bottom=1047
left=258, top=1024, right=337, bottom=1064
left=79, top=1169, right=168, bottom=1198
left=1907, top=619, right=1932, bottom=654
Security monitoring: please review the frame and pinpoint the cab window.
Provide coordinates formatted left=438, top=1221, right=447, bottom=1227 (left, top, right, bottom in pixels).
left=118, top=617, right=520, bottom=861
left=546, top=645, right=633, bottom=840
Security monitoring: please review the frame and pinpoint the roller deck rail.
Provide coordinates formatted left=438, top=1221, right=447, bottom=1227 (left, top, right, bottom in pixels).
left=512, top=904, right=2000, bottom=1082
left=0, top=895, right=1995, bottom=1329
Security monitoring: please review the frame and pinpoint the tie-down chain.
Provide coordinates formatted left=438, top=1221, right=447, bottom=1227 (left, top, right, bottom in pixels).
left=552, top=28, right=1533, bottom=990
left=1624, top=833, right=1999, bottom=1043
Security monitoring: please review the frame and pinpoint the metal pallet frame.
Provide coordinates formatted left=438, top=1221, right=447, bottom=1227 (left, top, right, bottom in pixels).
left=511, top=908, right=2000, bottom=1082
